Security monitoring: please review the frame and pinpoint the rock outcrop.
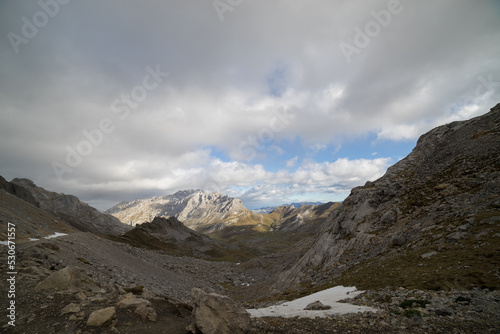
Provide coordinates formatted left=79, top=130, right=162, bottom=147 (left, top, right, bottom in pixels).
left=276, top=103, right=500, bottom=291
left=267, top=202, right=341, bottom=232
left=86, top=307, right=116, bottom=327
left=189, top=288, right=251, bottom=334
left=35, top=266, right=88, bottom=291
left=120, top=216, right=230, bottom=259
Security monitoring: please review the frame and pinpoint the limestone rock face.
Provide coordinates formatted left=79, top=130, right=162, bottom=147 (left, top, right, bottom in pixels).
left=189, top=288, right=251, bottom=334
left=106, top=189, right=250, bottom=231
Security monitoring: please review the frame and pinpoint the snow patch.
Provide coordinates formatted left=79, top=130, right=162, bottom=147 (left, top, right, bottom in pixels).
left=247, top=286, right=377, bottom=318
left=44, top=232, right=68, bottom=239
left=0, top=232, right=68, bottom=245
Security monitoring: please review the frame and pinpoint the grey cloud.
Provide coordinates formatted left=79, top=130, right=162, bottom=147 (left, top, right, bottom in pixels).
left=1, top=0, right=499, bottom=209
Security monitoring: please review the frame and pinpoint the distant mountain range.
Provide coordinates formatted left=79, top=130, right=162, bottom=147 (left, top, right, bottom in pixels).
left=106, top=191, right=339, bottom=234
left=105, top=190, right=256, bottom=232
left=253, top=202, right=324, bottom=214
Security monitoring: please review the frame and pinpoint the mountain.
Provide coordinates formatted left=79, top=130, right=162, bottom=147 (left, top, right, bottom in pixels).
left=266, top=202, right=341, bottom=232
left=0, top=182, right=78, bottom=242
left=106, top=189, right=264, bottom=233
left=116, top=216, right=238, bottom=260
left=275, top=103, right=500, bottom=293
left=8, top=178, right=131, bottom=236
left=253, top=202, right=323, bottom=214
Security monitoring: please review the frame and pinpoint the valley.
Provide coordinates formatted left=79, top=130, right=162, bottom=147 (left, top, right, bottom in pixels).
left=1, top=103, right=499, bottom=333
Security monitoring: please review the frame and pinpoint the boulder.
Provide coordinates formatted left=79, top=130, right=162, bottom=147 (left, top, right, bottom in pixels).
left=60, top=303, right=81, bottom=315
left=86, top=307, right=116, bottom=327
left=435, top=306, right=454, bottom=316
left=135, top=304, right=157, bottom=322
left=380, top=210, right=396, bottom=225
left=304, top=301, right=331, bottom=310
left=116, top=293, right=151, bottom=309
left=189, top=288, right=250, bottom=334
left=420, top=251, right=438, bottom=259
left=35, top=266, right=87, bottom=291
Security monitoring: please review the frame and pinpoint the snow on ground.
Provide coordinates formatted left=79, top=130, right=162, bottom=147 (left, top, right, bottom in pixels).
left=44, top=232, right=68, bottom=239
left=247, top=286, right=378, bottom=318
left=0, top=232, right=68, bottom=245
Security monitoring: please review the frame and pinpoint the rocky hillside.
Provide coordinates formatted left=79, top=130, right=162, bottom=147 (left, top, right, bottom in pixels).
left=266, top=202, right=341, bottom=232
left=106, top=190, right=257, bottom=232
left=8, top=178, right=131, bottom=236
left=0, top=187, right=78, bottom=242
left=253, top=202, right=323, bottom=214
left=275, top=103, right=500, bottom=293
left=115, top=216, right=243, bottom=260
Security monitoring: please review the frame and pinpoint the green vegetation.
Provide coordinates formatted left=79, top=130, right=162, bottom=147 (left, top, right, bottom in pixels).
left=76, top=257, right=91, bottom=265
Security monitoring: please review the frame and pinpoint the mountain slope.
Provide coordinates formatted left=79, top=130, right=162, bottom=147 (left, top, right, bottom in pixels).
left=0, top=188, right=78, bottom=242
left=106, top=190, right=262, bottom=232
left=275, top=103, right=500, bottom=293
left=116, top=216, right=233, bottom=260
left=266, top=202, right=341, bottom=232
left=10, top=178, right=131, bottom=236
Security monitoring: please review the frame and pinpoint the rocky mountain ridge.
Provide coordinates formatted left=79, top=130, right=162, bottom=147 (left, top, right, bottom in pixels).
left=106, top=189, right=251, bottom=232
left=107, top=190, right=340, bottom=235
left=6, top=178, right=131, bottom=236
left=273, top=103, right=500, bottom=293
left=253, top=202, right=323, bottom=214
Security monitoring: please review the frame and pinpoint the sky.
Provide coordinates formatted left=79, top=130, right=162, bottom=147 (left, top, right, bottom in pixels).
left=1, top=0, right=499, bottom=211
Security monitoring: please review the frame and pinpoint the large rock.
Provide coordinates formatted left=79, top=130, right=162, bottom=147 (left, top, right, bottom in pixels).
left=304, top=301, right=331, bottom=310
left=135, top=304, right=157, bottom=322
left=86, top=307, right=116, bottom=327
left=189, top=288, right=250, bottom=334
left=35, top=266, right=87, bottom=291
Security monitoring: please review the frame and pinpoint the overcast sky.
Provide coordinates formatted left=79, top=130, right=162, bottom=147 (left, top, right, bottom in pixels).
left=1, top=0, right=499, bottom=211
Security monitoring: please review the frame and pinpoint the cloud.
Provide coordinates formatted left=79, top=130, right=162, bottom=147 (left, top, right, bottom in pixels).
left=286, top=156, right=299, bottom=168
left=0, top=0, right=499, bottom=210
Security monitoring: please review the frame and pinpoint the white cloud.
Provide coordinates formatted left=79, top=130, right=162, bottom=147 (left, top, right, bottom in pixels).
left=286, top=156, right=299, bottom=168
left=0, top=0, right=499, bottom=209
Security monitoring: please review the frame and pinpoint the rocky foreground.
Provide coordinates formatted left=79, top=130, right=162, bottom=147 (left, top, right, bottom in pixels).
left=2, top=232, right=499, bottom=333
